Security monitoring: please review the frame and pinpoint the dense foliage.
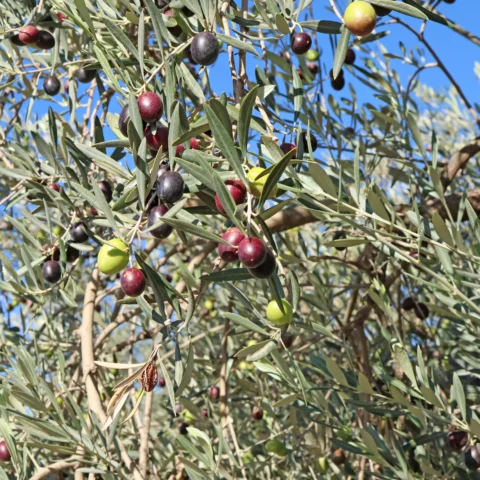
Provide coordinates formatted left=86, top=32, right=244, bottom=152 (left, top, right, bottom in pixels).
left=1, top=0, right=480, bottom=478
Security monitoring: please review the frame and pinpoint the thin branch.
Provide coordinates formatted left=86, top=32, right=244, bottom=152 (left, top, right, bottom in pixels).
left=219, top=319, right=231, bottom=440
left=395, top=17, right=480, bottom=128
left=329, top=0, right=344, bottom=23
left=81, top=267, right=145, bottom=480
left=220, top=0, right=242, bottom=103
left=30, top=459, right=82, bottom=480
left=411, top=0, right=480, bottom=47
left=440, top=137, right=480, bottom=189
left=139, top=391, right=153, bottom=478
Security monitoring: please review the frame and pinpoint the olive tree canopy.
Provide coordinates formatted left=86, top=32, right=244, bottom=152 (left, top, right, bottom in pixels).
left=1, top=0, right=480, bottom=478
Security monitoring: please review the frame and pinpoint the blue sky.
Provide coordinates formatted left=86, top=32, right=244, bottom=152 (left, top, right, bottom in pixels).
left=204, top=1, right=478, bottom=116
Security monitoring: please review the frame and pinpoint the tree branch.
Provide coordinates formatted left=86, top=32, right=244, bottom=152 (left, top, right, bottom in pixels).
left=410, top=0, right=480, bottom=47
left=30, top=459, right=82, bottom=480
left=139, top=391, right=153, bottom=478
left=81, top=267, right=145, bottom=480
left=395, top=18, right=479, bottom=128
left=441, top=137, right=480, bottom=189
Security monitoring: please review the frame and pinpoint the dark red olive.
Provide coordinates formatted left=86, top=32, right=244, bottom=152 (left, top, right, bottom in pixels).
left=414, top=303, right=429, bottom=320
left=238, top=237, right=267, bottom=269
left=186, top=46, right=198, bottom=65
left=148, top=205, right=173, bottom=239
left=374, top=0, right=395, bottom=16
left=279, top=143, right=297, bottom=158
left=218, top=228, right=246, bottom=263
left=159, top=377, right=166, bottom=387
left=10, top=34, right=24, bottom=46
left=48, top=183, right=61, bottom=192
left=164, top=9, right=182, bottom=37
left=209, top=386, right=220, bottom=400
left=137, top=92, right=163, bottom=124
left=121, top=268, right=146, bottom=297
left=76, top=65, right=96, bottom=83
left=0, top=441, right=11, bottom=463
left=252, top=406, right=263, bottom=421
left=281, top=332, right=294, bottom=349
left=19, top=26, right=39, bottom=45
left=119, top=104, right=129, bottom=137
left=333, top=231, right=346, bottom=250
left=306, top=61, right=320, bottom=75
left=176, top=138, right=200, bottom=156
left=146, top=125, right=169, bottom=152
left=290, top=32, right=312, bottom=55
left=331, top=76, right=345, bottom=91
left=298, top=132, right=318, bottom=153
left=215, top=179, right=247, bottom=214
left=330, top=68, right=344, bottom=80
left=332, top=448, right=346, bottom=465
left=43, top=245, right=60, bottom=262
left=66, top=244, right=80, bottom=262
left=143, top=189, right=159, bottom=211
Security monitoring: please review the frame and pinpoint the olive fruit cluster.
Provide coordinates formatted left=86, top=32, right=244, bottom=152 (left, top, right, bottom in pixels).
left=97, top=238, right=147, bottom=298
left=305, top=48, right=320, bottom=76
left=446, top=426, right=480, bottom=470
left=42, top=62, right=98, bottom=97
left=41, top=180, right=115, bottom=284
left=11, top=25, right=64, bottom=98
left=119, top=92, right=201, bottom=159
left=12, top=26, right=55, bottom=49
left=41, top=243, right=80, bottom=284
left=146, top=166, right=185, bottom=239
left=401, top=297, right=429, bottom=320
left=448, top=427, right=469, bottom=452
left=218, top=230, right=277, bottom=280
left=96, top=174, right=185, bottom=299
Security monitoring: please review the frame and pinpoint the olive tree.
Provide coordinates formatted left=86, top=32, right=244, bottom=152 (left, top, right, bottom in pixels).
left=1, top=0, right=480, bottom=478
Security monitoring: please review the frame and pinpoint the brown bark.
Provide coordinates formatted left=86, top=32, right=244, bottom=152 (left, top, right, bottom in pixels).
left=441, top=137, right=480, bottom=189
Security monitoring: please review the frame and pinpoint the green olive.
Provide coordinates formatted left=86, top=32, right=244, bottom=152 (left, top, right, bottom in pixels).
left=266, top=299, right=293, bottom=326
left=98, top=238, right=129, bottom=275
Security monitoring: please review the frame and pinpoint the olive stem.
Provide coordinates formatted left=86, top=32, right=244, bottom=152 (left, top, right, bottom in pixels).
left=329, top=0, right=344, bottom=23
